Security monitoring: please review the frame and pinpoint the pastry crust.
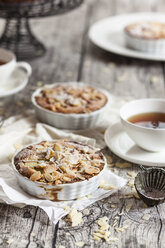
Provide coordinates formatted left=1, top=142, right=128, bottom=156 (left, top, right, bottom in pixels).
left=35, top=84, right=107, bottom=114
left=125, top=22, right=165, bottom=40
left=14, top=140, right=106, bottom=185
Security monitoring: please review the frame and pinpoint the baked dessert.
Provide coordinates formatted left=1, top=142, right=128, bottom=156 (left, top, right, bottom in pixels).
left=14, top=140, right=106, bottom=185
left=32, top=82, right=110, bottom=129
left=35, top=84, right=107, bottom=114
left=125, top=22, right=165, bottom=40
left=124, top=21, right=165, bottom=53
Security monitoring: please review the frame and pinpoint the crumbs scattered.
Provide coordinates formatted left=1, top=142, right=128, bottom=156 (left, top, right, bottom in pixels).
left=151, top=76, right=159, bottom=84
left=99, top=180, right=116, bottom=190
left=36, top=81, right=43, bottom=87
left=115, top=225, right=128, bottom=232
left=125, top=203, right=132, bottom=213
left=68, top=209, right=83, bottom=227
left=115, top=162, right=132, bottom=169
left=113, top=216, right=119, bottom=227
left=107, top=62, right=116, bottom=68
left=105, top=154, right=113, bottom=164
left=66, top=232, right=71, bottom=236
left=113, top=168, right=119, bottom=175
left=103, top=68, right=110, bottom=74
left=64, top=206, right=71, bottom=212
left=16, top=101, right=24, bottom=107
left=75, top=241, right=84, bottom=247
left=127, top=171, right=136, bottom=178
left=93, top=216, right=118, bottom=244
left=77, top=196, right=86, bottom=201
left=117, top=73, right=127, bottom=82
left=120, top=191, right=140, bottom=200
left=83, top=209, right=89, bottom=215
left=142, top=214, right=151, bottom=221
left=127, top=179, right=134, bottom=188
left=6, top=239, right=14, bottom=245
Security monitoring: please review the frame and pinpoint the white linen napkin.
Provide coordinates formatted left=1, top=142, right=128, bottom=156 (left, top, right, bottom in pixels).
left=0, top=95, right=129, bottom=224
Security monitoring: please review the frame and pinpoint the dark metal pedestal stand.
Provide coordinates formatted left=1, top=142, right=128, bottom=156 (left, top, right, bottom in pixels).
left=0, top=0, right=83, bottom=59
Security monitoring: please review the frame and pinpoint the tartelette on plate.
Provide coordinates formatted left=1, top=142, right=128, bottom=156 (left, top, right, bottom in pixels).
left=31, top=82, right=110, bottom=130
left=124, top=21, right=165, bottom=53
left=12, top=139, right=107, bottom=200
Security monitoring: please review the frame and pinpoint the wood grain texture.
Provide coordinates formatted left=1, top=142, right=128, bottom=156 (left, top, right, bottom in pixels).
left=0, top=0, right=165, bottom=247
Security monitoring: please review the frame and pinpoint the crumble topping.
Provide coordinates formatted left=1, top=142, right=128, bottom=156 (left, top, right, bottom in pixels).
left=35, top=84, right=107, bottom=114
left=14, top=140, right=105, bottom=185
left=125, top=22, right=165, bottom=39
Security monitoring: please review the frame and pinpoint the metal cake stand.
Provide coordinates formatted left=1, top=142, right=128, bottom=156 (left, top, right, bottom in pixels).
left=0, top=0, right=83, bottom=59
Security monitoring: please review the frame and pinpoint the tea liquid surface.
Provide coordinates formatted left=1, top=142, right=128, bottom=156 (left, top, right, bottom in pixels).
left=128, top=112, right=165, bottom=129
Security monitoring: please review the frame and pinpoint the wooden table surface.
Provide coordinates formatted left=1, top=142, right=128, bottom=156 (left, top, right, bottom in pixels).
left=0, top=0, right=165, bottom=247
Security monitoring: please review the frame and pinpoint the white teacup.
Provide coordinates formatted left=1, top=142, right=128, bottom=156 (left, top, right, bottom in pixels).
left=120, top=99, right=165, bottom=152
left=0, top=48, right=32, bottom=85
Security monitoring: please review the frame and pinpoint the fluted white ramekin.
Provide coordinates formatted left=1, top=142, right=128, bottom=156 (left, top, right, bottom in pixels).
left=124, top=30, right=165, bottom=54
left=31, top=82, right=110, bottom=130
left=12, top=142, right=107, bottom=201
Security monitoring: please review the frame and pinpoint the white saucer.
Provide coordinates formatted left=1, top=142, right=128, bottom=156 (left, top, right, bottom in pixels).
left=104, top=122, right=165, bottom=167
left=0, top=67, right=30, bottom=98
left=89, top=13, right=165, bottom=61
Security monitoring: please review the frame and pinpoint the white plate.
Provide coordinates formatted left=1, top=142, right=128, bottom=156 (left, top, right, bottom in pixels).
left=104, top=122, right=165, bottom=167
left=0, top=67, right=30, bottom=98
left=89, top=13, right=165, bottom=61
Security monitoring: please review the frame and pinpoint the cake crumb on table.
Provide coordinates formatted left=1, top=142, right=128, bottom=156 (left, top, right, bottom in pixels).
left=75, top=241, right=84, bottom=247
left=68, top=209, right=83, bottom=227
left=115, top=162, right=132, bottom=168
left=142, top=214, right=151, bottom=221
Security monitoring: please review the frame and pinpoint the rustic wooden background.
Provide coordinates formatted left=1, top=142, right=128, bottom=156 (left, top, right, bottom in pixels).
left=0, top=0, right=165, bottom=247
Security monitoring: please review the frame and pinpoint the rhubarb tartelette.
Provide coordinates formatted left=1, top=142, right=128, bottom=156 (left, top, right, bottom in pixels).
left=12, top=140, right=107, bottom=200
left=32, top=82, right=110, bottom=129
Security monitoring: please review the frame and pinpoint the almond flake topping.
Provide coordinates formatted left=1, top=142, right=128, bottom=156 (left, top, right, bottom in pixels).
left=14, top=140, right=105, bottom=185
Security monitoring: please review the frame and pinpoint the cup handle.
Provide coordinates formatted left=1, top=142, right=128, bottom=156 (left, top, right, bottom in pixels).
left=16, top=62, right=32, bottom=77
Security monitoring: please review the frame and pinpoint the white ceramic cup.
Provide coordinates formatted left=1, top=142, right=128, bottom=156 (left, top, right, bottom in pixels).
left=0, top=48, right=32, bottom=85
left=120, top=99, right=165, bottom=152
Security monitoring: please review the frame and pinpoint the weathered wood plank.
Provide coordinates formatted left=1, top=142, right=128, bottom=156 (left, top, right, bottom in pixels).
left=0, top=0, right=165, bottom=247
left=56, top=0, right=165, bottom=248
left=0, top=204, right=38, bottom=248
left=0, top=1, right=88, bottom=247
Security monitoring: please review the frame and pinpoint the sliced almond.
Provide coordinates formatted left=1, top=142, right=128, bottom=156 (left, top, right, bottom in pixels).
left=85, top=167, right=100, bottom=174
left=30, top=171, right=41, bottom=181
left=68, top=209, right=83, bottom=227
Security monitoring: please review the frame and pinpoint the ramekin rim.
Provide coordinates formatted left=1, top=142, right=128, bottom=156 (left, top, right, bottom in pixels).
left=120, top=98, right=165, bottom=132
left=12, top=140, right=107, bottom=188
left=31, top=82, right=111, bottom=118
left=124, top=29, right=165, bottom=41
